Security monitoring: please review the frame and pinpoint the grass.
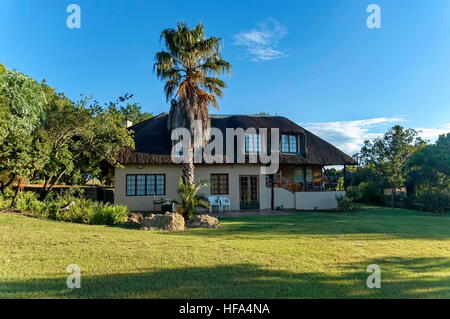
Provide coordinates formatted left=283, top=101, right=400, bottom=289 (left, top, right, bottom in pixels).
left=0, top=206, right=449, bottom=298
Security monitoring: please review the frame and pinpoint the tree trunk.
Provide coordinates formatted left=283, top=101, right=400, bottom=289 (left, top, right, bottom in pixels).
left=10, top=177, right=23, bottom=208
left=182, top=147, right=195, bottom=186
left=390, top=187, right=395, bottom=208
left=0, top=174, right=16, bottom=194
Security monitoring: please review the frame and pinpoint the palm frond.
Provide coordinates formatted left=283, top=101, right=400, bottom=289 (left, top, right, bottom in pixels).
left=154, top=22, right=231, bottom=131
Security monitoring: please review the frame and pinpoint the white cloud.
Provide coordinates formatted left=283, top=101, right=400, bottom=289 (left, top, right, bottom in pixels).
left=415, top=124, right=450, bottom=141
left=233, top=19, right=288, bottom=62
left=301, top=117, right=405, bottom=156
left=301, top=117, right=450, bottom=156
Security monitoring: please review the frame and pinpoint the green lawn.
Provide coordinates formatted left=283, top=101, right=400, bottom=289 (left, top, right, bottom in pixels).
left=0, top=206, right=449, bottom=299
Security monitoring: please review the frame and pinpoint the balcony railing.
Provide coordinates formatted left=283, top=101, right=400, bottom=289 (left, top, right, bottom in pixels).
left=274, top=173, right=324, bottom=192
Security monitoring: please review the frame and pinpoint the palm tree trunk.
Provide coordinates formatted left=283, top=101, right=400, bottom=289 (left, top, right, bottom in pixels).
left=182, top=147, right=195, bottom=186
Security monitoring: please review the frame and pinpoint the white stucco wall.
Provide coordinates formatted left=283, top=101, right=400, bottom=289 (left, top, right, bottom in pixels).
left=114, top=164, right=271, bottom=211
left=273, top=188, right=295, bottom=209
left=114, top=165, right=183, bottom=212
left=295, top=191, right=346, bottom=210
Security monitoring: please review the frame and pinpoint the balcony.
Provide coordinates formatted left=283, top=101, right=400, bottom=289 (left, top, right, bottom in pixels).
left=274, top=163, right=327, bottom=192
left=274, top=174, right=325, bottom=192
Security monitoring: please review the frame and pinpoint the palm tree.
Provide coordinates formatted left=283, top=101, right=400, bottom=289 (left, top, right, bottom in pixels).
left=154, top=22, right=231, bottom=186
left=175, top=177, right=209, bottom=219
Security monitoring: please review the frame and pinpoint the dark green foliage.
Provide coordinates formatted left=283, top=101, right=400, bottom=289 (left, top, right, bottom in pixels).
left=411, top=190, right=450, bottom=214
left=6, top=191, right=129, bottom=225
left=359, top=125, right=423, bottom=208
left=346, top=186, right=362, bottom=202
left=0, top=64, right=136, bottom=198
left=358, top=181, right=382, bottom=204
left=89, top=204, right=128, bottom=226
left=335, top=194, right=359, bottom=212
left=352, top=126, right=450, bottom=213
left=175, top=178, right=209, bottom=219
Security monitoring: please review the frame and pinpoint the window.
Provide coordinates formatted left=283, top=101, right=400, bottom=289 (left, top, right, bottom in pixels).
left=281, top=134, right=298, bottom=154
left=293, top=167, right=312, bottom=182
left=210, top=174, right=229, bottom=195
left=126, top=175, right=136, bottom=196
left=126, top=174, right=165, bottom=196
left=136, top=175, right=146, bottom=196
left=245, top=134, right=263, bottom=153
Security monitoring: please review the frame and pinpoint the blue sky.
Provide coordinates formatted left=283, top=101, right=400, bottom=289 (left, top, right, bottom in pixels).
left=1, top=0, right=450, bottom=154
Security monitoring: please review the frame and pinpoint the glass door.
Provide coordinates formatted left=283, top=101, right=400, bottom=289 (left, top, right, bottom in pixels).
left=239, top=175, right=259, bottom=210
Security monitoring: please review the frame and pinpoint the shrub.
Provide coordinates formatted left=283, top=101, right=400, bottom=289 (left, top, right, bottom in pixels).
left=412, top=190, right=450, bottom=214
left=336, top=194, right=359, bottom=212
left=3, top=190, right=129, bottom=225
left=15, top=192, right=41, bottom=214
left=381, top=192, right=408, bottom=208
left=0, top=193, right=11, bottom=210
left=42, top=202, right=61, bottom=220
left=57, top=205, right=91, bottom=224
left=89, top=203, right=128, bottom=226
left=358, top=181, right=382, bottom=204
left=346, top=186, right=362, bottom=202
left=2, top=188, right=15, bottom=200
left=176, top=178, right=209, bottom=219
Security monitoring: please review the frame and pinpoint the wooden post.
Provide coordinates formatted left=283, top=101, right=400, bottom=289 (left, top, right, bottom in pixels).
left=343, top=165, right=347, bottom=191
left=270, top=174, right=275, bottom=210
left=323, top=167, right=336, bottom=191
left=303, top=166, right=307, bottom=191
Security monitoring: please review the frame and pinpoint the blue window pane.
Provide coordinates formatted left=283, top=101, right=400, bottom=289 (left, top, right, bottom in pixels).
left=289, top=135, right=297, bottom=153
left=126, top=175, right=136, bottom=196
left=146, top=175, right=156, bottom=195
left=136, top=175, right=146, bottom=195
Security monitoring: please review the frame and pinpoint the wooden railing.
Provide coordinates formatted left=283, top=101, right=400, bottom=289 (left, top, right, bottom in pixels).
left=274, top=173, right=324, bottom=192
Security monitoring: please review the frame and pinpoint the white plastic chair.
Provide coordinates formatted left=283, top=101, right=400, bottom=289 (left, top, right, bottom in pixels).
left=208, top=196, right=221, bottom=212
left=219, top=196, right=231, bottom=212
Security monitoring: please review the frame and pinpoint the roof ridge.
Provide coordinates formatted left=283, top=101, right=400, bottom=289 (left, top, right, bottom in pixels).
left=210, top=114, right=282, bottom=118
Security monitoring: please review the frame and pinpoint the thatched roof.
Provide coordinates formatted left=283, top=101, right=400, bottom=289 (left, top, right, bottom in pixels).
left=116, top=113, right=357, bottom=166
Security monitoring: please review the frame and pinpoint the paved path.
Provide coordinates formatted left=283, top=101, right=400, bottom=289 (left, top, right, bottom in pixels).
left=208, top=209, right=294, bottom=218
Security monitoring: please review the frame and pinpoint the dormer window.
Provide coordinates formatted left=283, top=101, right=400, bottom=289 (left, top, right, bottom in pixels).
left=281, top=134, right=298, bottom=154
left=245, top=134, right=263, bottom=153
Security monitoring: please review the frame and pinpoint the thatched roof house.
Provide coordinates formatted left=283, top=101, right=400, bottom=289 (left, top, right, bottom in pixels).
left=114, top=113, right=356, bottom=212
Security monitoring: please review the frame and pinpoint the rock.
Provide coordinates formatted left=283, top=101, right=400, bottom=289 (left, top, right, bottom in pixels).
left=140, top=212, right=185, bottom=231
left=127, top=212, right=143, bottom=224
left=185, top=214, right=220, bottom=229
left=60, top=201, right=76, bottom=212
left=125, top=213, right=143, bottom=227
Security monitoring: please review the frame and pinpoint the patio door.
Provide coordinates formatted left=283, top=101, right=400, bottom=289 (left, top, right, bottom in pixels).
left=239, top=175, right=259, bottom=210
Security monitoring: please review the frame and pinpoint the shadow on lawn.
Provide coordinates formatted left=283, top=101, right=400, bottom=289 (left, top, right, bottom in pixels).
left=2, top=257, right=449, bottom=299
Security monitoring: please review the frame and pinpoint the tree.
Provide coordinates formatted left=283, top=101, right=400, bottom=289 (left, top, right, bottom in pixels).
left=0, top=65, right=47, bottom=195
left=104, top=93, right=153, bottom=124
left=359, top=125, right=423, bottom=207
left=118, top=103, right=152, bottom=124
left=36, top=92, right=135, bottom=197
left=408, top=133, right=450, bottom=197
left=154, top=22, right=231, bottom=185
